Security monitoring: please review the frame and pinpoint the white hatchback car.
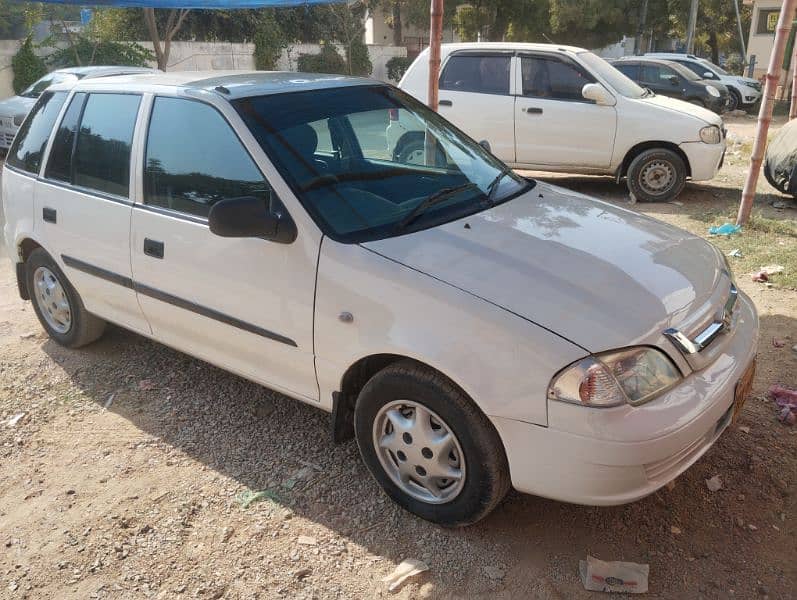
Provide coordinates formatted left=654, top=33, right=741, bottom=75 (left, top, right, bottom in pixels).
left=398, top=43, right=727, bottom=202
left=3, top=72, right=757, bottom=526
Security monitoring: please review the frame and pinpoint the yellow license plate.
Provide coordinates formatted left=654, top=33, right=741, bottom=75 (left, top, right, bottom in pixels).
left=732, top=358, right=756, bottom=424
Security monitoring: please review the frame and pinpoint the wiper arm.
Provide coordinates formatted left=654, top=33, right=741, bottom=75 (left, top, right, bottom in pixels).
left=396, top=182, right=478, bottom=231
left=485, top=166, right=514, bottom=203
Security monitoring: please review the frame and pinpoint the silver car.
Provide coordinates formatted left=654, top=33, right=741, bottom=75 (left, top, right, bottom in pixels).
left=0, top=66, right=157, bottom=150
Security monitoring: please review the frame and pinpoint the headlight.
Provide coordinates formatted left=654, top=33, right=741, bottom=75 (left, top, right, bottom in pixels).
left=13, top=113, right=25, bottom=126
left=706, top=85, right=720, bottom=98
left=548, top=347, right=681, bottom=408
left=700, top=125, right=721, bottom=144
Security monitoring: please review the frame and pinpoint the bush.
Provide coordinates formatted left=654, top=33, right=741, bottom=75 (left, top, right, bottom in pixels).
left=297, top=43, right=347, bottom=74
left=12, top=37, right=47, bottom=94
left=724, top=53, right=744, bottom=76
left=45, top=36, right=153, bottom=69
left=386, top=56, right=412, bottom=82
left=253, top=13, right=287, bottom=71
left=346, top=37, right=372, bottom=77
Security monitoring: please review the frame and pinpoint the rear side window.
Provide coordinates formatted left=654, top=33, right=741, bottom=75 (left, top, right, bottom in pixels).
left=45, top=92, right=86, bottom=183
left=614, top=63, right=639, bottom=80
left=440, top=54, right=511, bottom=95
left=144, top=97, right=271, bottom=219
left=7, top=91, right=67, bottom=174
left=73, top=93, right=141, bottom=197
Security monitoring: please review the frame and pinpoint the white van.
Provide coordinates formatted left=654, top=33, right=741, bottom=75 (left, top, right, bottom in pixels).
left=399, top=43, right=727, bottom=202
left=3, top=72, right=757, bottom=526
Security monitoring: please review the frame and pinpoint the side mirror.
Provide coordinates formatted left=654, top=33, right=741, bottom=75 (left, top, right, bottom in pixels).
left=582, top=83, right=616, bottom=106
left=703, top=71, right=714, bottom=79
left=208, top=196, right=297, bottom=244
left=478, top=139, right=492, bottom=153
left=669, top=75, right=680, bottom=86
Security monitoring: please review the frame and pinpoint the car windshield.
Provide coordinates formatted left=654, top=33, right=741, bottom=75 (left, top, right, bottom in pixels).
left=665, top=61, right=702, bottom=81
left=579, top=52, right=646, bottom=99
left=234, top=84, right=531, bottom=243
left=701, top=59, right=728, bottom=76
left=21, top=73, right=80, bottom=98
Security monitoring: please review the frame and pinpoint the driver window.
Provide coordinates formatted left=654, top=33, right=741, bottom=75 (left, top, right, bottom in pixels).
left=521, top=56, right=594, bottom=101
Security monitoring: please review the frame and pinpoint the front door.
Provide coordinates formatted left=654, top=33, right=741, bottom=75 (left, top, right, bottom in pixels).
left=130, top=95, right=319, bottom=401
left=436, top=51, right=516, bottom=163
left=639, top=63, right=684, bottom=100
left=514, top=53, right=617, bottom=168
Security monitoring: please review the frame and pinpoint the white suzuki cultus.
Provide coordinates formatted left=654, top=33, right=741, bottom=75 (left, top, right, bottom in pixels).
left=2, top=72, right=757, bottom=525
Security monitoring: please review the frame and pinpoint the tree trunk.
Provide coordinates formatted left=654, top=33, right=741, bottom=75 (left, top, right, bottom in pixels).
left=738, top=0, right=797, bottom=225
left=143, top=8, right=190, bottom=71
left=708, top=30, right=720, bottom=65
left=391, top=2, right=402, bottom=47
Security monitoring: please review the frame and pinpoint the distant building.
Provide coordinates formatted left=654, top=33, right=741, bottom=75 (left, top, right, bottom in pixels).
left=744, top=0, right=782, bottom=78
left=364, top=6, right=460, bottom=58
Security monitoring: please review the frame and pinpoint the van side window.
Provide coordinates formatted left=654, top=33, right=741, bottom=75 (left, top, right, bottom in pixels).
left=521, top=56, right=595, bottom=101
left=6, top=91, right=68, bottom=174
left=73, top=93, right=141, bottom=197
left=144, top=97, right=271, bottom=219
left=614, top=63, right=639, bottom=80
left=45, top=92, right=87, bottom=183
left=440, top=54, right=511, bottom=95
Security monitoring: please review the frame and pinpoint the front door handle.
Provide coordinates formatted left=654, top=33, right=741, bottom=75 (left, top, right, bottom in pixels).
left=42, top=207, right=56, bottom=224
left=524, top=107, right=543, bottom=115
left=438, top=99, right=453, bottom=107
left=143, top=238, right=164, bottom=259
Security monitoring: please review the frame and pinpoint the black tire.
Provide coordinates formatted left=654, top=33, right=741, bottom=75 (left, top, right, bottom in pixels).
left=25, top=248, right=106, bottom=348
left=626, top=148, right=687, bottom=203
left=354, top=360, right=510, bottom=527
left=393, top=134, right=446, bottom=167
left=728, top=88, right=741, bottom=112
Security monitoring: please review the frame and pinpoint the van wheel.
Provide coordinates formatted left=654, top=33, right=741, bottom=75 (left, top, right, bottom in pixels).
left=26, top=248, right=106, bottom=348
left=626, top=148, right=687, bottom=203
left=394, top=134, right=446, bottom=167
left=728, top=88, right=741, bottom=112
left=354, top=360, right=510, bottom=527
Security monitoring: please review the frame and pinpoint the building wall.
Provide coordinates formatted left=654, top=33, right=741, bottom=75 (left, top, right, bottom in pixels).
left=365, top=7, right=459, bottom=55
left=0, top=40, right=19, bottom=99
left=746, top=0, right=782, bottom=79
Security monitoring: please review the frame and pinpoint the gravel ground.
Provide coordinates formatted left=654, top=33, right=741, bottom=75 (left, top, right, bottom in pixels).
left=1, top=116, right=796, bottom=599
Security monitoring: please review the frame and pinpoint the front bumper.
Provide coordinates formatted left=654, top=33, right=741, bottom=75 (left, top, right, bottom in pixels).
left=491, top=292, right=758, bottom=506
left=679, top=138, right=726, bottom=181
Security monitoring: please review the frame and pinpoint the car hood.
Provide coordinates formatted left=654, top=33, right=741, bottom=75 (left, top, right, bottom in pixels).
left=737, top=76, right=759, bottom=87
left=0, top=95, right=35, bottom=118
left=362, top=182, right=727, bottom=353
left=637, top=93, right=722, bottom=125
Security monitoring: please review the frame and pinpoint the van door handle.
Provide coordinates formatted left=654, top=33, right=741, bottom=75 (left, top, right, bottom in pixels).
left=143, top=238, right=164, bottom=259
left=438, top=99, right=453, bottom=107
left=524, top=107, right=543, bottom=114
left=42, top=207, right=56, bottom=224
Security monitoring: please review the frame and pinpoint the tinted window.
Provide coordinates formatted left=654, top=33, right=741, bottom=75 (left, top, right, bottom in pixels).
left=521, top=56, right=594, bottom=101
left=614, top=63, right=639, bottom=80
left=440, top=54, right=510, bottom=95
left=144, top=97, right=271, bottom=218
left=45, top=92, right=86, bottom=183
left=73, top=93, right=140, bottom=197
left=6, top=91, right=67, bottom=174
left=641, top=64, right=678, bottom=85
left=675, top=59, right=717, bottom=80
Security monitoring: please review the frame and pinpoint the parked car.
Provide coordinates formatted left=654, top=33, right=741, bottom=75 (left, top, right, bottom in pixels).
left=0, top=66, right=157, bottom=151
left=612, top=57, right=729, bottom=113
left=398, top=43, right=727, bottom=202
left=3, top=72, right=758, bottom=526
left=644, top=53, right=762, bottom=111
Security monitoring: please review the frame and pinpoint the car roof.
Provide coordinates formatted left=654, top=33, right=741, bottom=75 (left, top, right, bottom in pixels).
left=439, top=42, right=587, bottom=55
left=56, top=70, right=382, bottom=99
left=53, top=65, right=159, bottom=78
left=614, top=57, right=685, bottom=67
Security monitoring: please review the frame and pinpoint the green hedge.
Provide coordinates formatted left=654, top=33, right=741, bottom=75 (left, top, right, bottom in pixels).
left=386, top=56, right=412, bottom=82
left=298, top=43, right=347, bottom=74
left=12, top=37, right=47, bottom=94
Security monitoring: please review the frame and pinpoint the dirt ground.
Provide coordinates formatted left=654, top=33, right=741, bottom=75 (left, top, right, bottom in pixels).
left=1, top=115, right=796, bottom=599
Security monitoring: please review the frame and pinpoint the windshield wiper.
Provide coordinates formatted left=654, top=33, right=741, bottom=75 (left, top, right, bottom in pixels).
left=396, top=182, right=478, bottom=231
left=485, top=166, right=514, bottom=203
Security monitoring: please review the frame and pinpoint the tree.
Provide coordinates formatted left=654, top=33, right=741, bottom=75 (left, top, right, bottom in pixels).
left=143, top=8, right=190, bottom=70
left=12, top=36, right=46, bottom=94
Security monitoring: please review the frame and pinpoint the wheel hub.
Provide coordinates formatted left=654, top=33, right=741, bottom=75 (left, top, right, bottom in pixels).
left=639, top=160, right=675, bottom=195
left=372, top=400, right=466, bottom=504
left=33, top=266, right=72, bottom=334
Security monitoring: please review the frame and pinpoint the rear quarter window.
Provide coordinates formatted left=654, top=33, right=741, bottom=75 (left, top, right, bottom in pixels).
left=6, top=91, right=68, bottom=175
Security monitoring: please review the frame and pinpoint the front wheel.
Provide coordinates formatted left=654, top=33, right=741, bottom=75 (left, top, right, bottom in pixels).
left=728, top=88, right=741, bottom=112
left=393, top=134, right=447, bottom=167
left=626, top=148, right=687, bottom=203
left=354, top=360, right=510, bottom=527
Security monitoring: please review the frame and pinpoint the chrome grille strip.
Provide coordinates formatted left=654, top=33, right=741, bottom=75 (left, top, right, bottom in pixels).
left=664, top=284, right=737, bottom=356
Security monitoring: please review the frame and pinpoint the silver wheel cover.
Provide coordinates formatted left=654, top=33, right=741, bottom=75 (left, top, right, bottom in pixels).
left=33, top=266, right=72, bottom=334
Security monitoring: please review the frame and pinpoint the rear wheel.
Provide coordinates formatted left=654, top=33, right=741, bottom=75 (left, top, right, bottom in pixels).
left=626, top=148, right=687, bottom=203
left=26, top=248, right=106, bottom=348
left=354, top=360, right=510, bottom=526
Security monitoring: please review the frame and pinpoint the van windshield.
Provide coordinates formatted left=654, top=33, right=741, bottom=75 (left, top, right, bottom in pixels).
left=234, top=84, right=531, bottom=243
left=579, top=52, right=647, bottom=99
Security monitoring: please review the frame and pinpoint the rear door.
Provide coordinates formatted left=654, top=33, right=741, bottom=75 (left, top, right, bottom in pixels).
left=514, top=53, right=616, bottom=168
left=129, top=95, right=319, bottom=401
left=436, top=51, right=516, bottom=162
left=35, top=91, right=150, bottom=333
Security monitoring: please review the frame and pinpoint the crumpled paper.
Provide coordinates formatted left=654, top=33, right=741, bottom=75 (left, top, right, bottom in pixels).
left=382, top=558, right=429, bottom=592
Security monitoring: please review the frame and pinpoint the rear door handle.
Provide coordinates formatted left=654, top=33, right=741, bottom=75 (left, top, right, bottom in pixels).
left=438, top=99, right=453, bottom=107
left=42, top=207, right=56, bottom=224
left=143, top=238, right=164, bottom=259
left=524, top=107, right=543, bottom=114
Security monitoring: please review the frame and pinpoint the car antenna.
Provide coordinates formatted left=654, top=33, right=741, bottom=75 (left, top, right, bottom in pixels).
left=214, top=85, right=231, bottom=95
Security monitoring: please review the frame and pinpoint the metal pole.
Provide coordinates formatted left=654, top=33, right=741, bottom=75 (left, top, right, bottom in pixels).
left=427, top=0, right=443, bottom=110
left=790, top=38, right=797, bottom=117
left=685, top=0, right=699, bottom=54
left=738, top=0, right=797, bottom=225
left=733, top=0, right=747, bottom=59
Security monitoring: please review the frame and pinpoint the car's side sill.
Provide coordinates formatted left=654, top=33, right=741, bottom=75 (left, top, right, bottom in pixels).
left=61, top=254, right=297, bottom=348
